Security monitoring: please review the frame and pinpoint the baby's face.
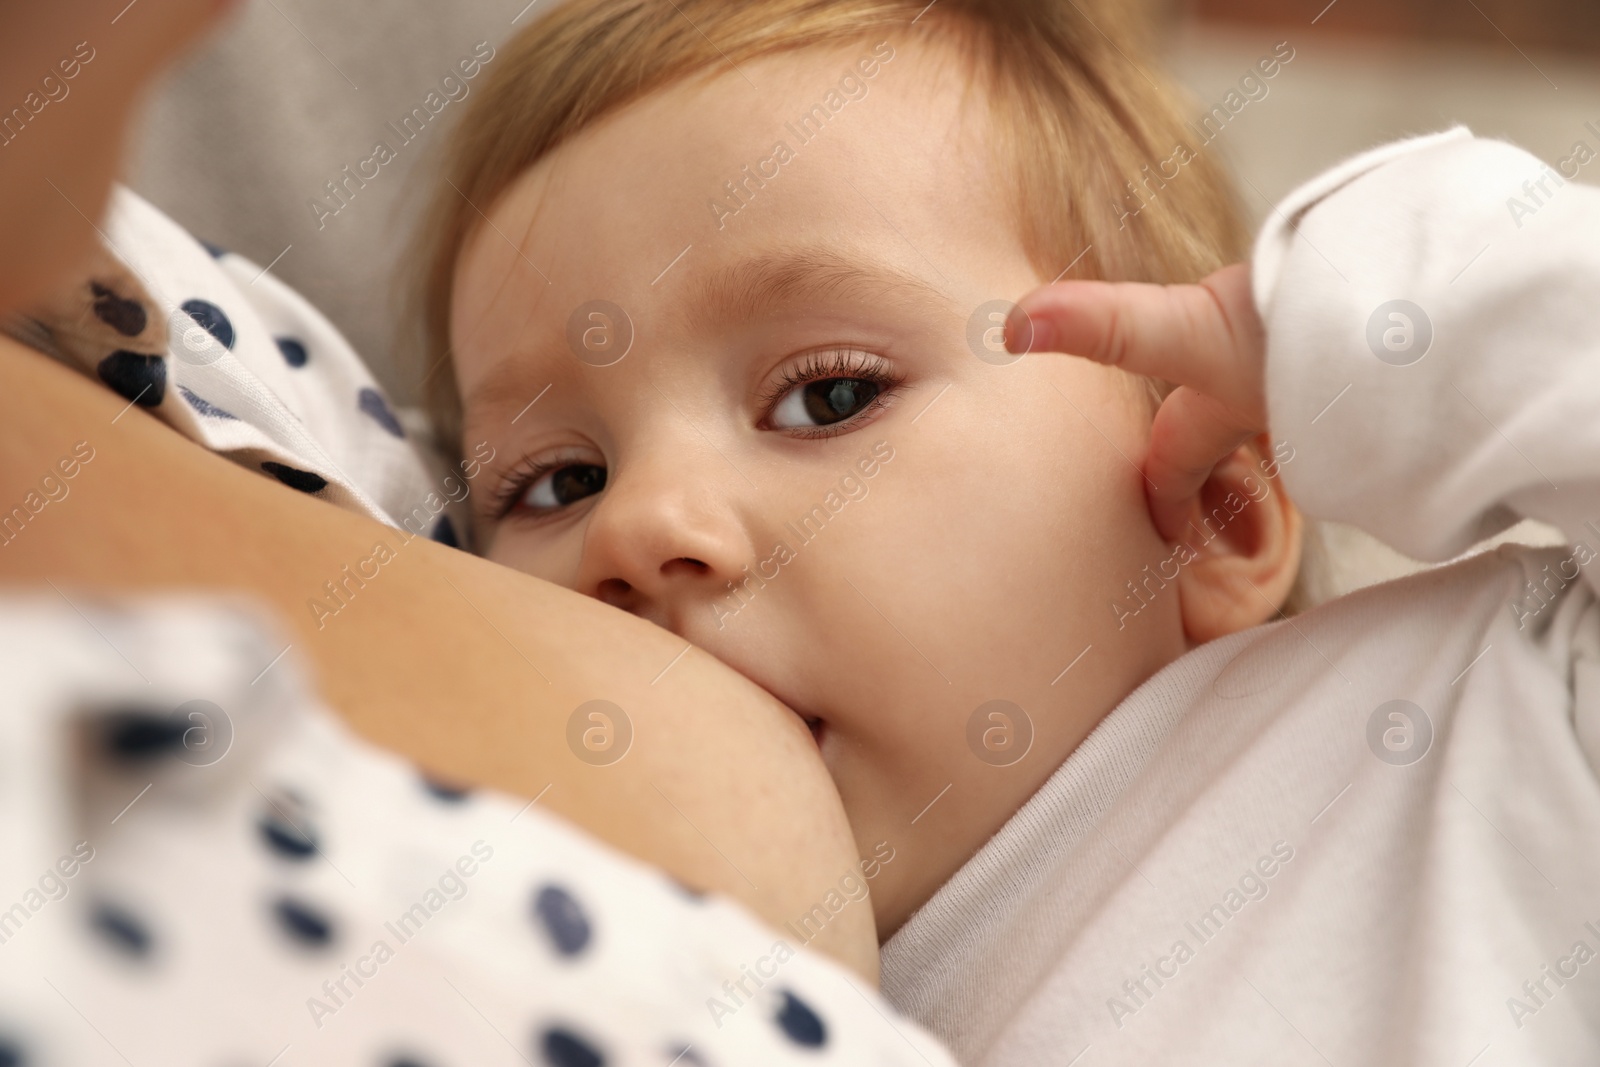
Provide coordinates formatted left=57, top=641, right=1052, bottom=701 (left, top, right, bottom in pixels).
left=451, top=36, right=1186, bottom=933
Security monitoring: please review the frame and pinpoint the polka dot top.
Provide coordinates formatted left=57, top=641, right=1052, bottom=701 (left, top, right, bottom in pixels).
left=0, top=189, right=958, bottom=1067
left=6, top=186, right=466, bottom=545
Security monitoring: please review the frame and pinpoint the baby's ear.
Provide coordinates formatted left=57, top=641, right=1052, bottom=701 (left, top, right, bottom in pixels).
left=1174, top=434, right=1303, bottom=644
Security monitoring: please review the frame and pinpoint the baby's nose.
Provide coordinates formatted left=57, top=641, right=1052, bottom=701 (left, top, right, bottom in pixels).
left=574, top=460, right=752, bottom=627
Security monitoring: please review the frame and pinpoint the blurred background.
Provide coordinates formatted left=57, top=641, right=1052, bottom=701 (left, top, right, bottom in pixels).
left=128, top=0, right=1600, bottom=593
left=1166, top=0, right=1600, bottom=230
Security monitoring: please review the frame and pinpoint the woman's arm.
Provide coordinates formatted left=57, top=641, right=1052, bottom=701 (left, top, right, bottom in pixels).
left=0, top=334, right=877, bottom=979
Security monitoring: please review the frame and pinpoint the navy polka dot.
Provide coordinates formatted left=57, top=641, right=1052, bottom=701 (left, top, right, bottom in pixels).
left=181, top=298, right=236, bottom=350
left=97, top=351, right=165, bottom=407
left=358, top=387, right=405, bottom=438
left=178, top=385, right=238, bottom=420
left=258, top=805, right=318, bottom=860
left=272, top=896, right=335, bottom=948
left=90, top=282, right=147, bottom=337
left=261, top=462, right=327, bottom=494
left=775, top=991, right=826, bottom=1048
left=420, top=776, right=471, bottom=803
left=539, top=1027, right=604, bottom=1067
left=276, top=337, right=309, bottom=367
left=663, top=1045, right=706, bottom=1066
left=385, top=1058, right=435, bottom=1067
left=431, top=515, right=459, bottom=548
left=91, top=901, right=153, bottom=958
left=0, top=1036, right=25, bottom=1067
left=198, top=238, right=228, bottom=259
left=533, top=885, right=592, bottom=957
left=102, top=707, right=188, bottom=761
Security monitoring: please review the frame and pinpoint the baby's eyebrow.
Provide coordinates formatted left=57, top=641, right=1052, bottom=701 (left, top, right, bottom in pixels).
left=684, top=247, right=949, bottom=332
left=462, top=352, right=551, bottom=429
left=461, top=249, right=949, bottom=425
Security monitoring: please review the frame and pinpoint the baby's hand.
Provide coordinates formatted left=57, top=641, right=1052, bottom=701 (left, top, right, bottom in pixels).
left=1005, top=263, right=1268, bottom=542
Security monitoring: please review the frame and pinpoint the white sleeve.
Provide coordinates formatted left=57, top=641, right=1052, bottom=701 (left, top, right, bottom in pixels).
left=1252, top=126, right=1600, bottom=586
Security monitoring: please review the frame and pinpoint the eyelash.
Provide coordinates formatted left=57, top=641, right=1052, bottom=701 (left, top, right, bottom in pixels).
left=487, top=447, right=591, bottom=521
left=489, top=346, right=905, bottom=520
left=756, top=346, right=905, bottom=437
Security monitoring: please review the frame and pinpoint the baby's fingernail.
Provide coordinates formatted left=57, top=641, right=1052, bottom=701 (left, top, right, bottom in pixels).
left=1006, top=306, right=1051, bottom=353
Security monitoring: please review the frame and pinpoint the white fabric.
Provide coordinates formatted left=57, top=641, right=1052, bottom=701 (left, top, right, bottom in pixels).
left=879, top=128, right=1600, bottom=1067
left=0, top=191, right=958, bottom=1067
left=0, top=598, right=956, bottom=1066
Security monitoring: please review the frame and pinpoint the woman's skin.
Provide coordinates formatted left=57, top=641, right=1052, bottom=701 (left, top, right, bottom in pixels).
left=0, top=0, right=230, bottom=312
left=0, top=0, right=882, bottom=979
left=450, top=35, right=1302, bottom=935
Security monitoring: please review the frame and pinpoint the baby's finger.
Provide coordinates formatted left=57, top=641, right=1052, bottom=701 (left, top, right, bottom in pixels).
left=1005, top=264, right=1265, bottom=424
left=1144, top=385, right=1258, bottom=542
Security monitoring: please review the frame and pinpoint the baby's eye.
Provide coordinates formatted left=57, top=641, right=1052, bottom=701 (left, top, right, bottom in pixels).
left=521, top=462, right=606, bottom=514
left=768, top=377, right=883, bottom=430
left=757, top=347, right=904, bottom=437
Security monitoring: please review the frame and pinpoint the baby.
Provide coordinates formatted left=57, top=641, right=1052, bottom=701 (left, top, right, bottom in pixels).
left=414, top=0, right=1600, bottom=1064
left=7, top=0, right=1593, bottom=1060
left=415, top=0, right=1277, bottom=936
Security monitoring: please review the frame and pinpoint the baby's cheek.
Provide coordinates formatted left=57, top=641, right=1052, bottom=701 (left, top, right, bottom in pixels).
left=928, top=372, right=1174, bottom=685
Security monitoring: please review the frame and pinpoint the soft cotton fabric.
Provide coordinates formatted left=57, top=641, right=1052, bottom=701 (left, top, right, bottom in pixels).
left=880, top=127, right=1600, bottom=1067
